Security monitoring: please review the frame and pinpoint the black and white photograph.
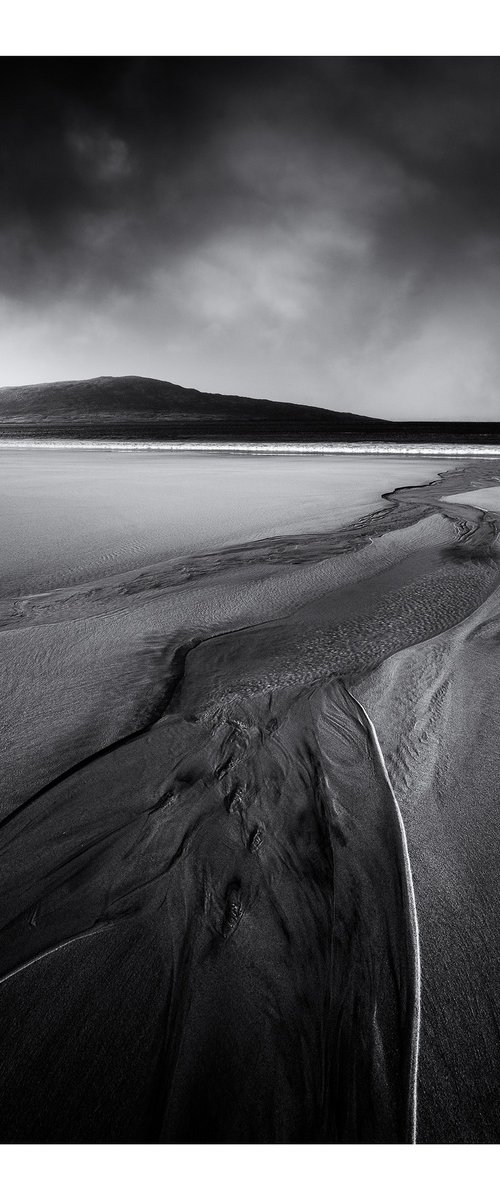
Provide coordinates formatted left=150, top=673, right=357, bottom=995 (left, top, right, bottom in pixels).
left=1, top=47, right=500, bottom=1154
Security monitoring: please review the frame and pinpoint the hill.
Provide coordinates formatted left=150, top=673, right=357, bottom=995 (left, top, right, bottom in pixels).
left=0, top=375, right=498, bottom=446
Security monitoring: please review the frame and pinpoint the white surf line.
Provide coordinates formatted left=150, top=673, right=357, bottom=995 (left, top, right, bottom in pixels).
left=350, top=691, right=422, bottom=1146
left=0, top=439, right=499, bottom=456
left=0, top=922, right=114, bottom=987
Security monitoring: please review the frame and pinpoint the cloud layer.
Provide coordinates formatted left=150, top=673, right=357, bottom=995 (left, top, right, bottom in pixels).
left=1, top=57, right=500, bottom=417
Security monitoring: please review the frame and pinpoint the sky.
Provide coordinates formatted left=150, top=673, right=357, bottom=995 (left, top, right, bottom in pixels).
left=1, top=56, right=500, bottom=419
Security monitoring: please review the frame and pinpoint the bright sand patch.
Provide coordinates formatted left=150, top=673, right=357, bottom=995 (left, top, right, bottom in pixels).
left=442, top=486, right=500, bottom=511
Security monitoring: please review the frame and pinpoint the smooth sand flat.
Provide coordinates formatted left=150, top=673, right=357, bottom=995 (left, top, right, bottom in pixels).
left=441, top=485, right=500, bottom=511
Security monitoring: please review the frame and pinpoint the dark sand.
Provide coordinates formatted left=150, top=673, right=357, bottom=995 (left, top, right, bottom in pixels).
left=0, top=456, right=499, bottom=1142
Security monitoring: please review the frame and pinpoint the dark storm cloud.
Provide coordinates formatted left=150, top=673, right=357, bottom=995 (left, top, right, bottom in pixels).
left=1, top=57, right=500, bottom=415
left=0, top=59, right=320, bottom=296
left=0, top=58, right=498, bottom=293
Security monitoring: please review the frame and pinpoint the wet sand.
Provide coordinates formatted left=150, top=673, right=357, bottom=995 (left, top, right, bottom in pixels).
left=0, top=450, right=450, bottom=597
left=0, top=455, right=499, bottom=1142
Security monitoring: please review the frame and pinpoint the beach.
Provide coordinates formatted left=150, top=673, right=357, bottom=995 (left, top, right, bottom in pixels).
left=0, top=450, right=499, bottom=1142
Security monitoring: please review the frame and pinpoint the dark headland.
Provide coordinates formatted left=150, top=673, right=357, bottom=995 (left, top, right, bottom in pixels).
left=0, top=375, right=499, bottom=446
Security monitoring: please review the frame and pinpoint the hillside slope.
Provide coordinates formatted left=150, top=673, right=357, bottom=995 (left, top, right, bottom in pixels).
left=0, top=376, right=498, bottom=445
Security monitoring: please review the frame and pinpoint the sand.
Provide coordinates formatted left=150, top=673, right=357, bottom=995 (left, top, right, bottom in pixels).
left=441, top=485, right=500, bottom=511
left=354, top=588, right=500, bottom=1143
left=0, top=453, right=499, bottom=1142
left=0, top=450, right=456, bottom=597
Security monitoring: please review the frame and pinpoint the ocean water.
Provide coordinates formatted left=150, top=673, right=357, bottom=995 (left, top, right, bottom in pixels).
left=0, top=448, right=463, bottom=597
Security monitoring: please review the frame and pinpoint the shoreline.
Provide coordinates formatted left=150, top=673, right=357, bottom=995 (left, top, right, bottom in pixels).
left=0, top=438, right=500, bottom=457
